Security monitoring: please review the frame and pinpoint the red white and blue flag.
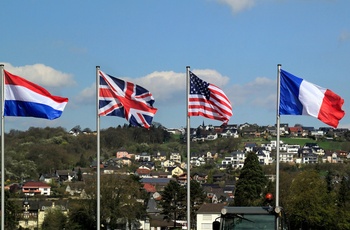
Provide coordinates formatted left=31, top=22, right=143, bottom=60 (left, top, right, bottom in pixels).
left=4, top=70, right=68, bottom=120
left=280, top=69, right=345, bottom=128
left=189, top=71, right=232, bottom=125
left=98, top=70, right=157, bottom=129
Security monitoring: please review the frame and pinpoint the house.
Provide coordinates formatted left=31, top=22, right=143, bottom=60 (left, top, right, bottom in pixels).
left=39, top=173, right=57, bottom=184
left=142, top=162, right=156, bottom=170
left=221, top=151, right=246, bottom=169
left=220, top=128, right=239, bottom=138
left=162, top=159, right=176, bottom=168
left=206, top=133, right=218, bottom=140
left=279, top=151, right=295, bottom=163
left=170, top=152, right=181, bottom=163
left=177, top=173, right=188, bottom=185
left=150, top=171, right=170, bottom=178
left=190, top=156, right=206, bottom=167
left=192, top=173, right=207, bottom=184
left=65, top=181, right=87, bottom=197
left=256, top=149, right=271, bottom=165
left=143, top=183, right=157, bottom=193
left=201, top=183, right=226, bottom=203
left=153, top=151, right=167, bottom=161
left=55, top=170, right=76, bottom=182
left=136, top=167, right=152, bottom=178
left=244, top=142, right=257, bottom=153
left=206, top=151, right=216, bottom=160
left=289, top=126, right=303, bottom=136
left=336, top=150, right=348, bottom=158
left=322, top=152, right=341, bottom=163
left=115, top=149, right=133, bottom=159
left=302, top=153, right=318, bottom=164
left=135, top=152, right=151, bottom=162
left=164, top=166, right=182, bottom=176
left=18, top=199, right=69, bottom=229
left=140, top=178, right=175, bottom=191
left=170, top=166, right=184, bottom=177
left=102, top=166, right=120, bottom=174
left=196, top=203, right=226, bottom=230
left=22, top=181, right=51, bottom=196
left=116, top=157, right=132, bottom=166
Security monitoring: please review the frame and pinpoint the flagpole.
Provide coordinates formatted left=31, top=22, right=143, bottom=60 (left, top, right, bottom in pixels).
left=275, top=64, right=281, bottom=228
left=1, top=64, right=5, bottom=230
left=96, top=66, right=101, bottom=230
left=186, top=66, right=191, bottom=230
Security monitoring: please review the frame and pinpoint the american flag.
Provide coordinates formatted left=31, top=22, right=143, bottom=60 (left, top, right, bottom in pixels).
left=188, top=71, right=232, bottom=124
left=98, top=70, right=157, bottom=129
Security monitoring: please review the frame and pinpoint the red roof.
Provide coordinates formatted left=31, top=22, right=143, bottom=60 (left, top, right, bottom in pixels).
left=136, top=168, right=151, bottom=175
left=143, top=183, right=157, bottom=193
left=289, top=127, right=302, bottom=132
left=23, top=181, right=50, bottom=188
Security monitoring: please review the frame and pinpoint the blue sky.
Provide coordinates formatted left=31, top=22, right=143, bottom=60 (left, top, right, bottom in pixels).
left=1, top=0, right=350, bottom=132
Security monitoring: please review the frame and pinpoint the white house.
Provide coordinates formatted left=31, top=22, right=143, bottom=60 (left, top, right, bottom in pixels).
left=170, top=152, right=181, bottom=163
left=22, top=181, right=51, bottom=196
left=279, top=151, right=295, bottom=163
left=256, top=149, right=272, bottom=165
left=221, top=151, right=246, bottom=169
left=135, top=152, right=151, bottom=162
left=196, top=203, right=225, bottom=230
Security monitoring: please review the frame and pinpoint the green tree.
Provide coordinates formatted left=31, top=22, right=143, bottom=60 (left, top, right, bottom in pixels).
left=3, top=191, right=20, bottom=230
left=160, top=180, right=186, bottom=227
left=336, top=175, right=350, bottom=229
left=233, top=152, right=268, bottom=206
left=82, top=174, right=146, bottom=230
left=66, top=201, right=96, bottom=230
left=285, top=170, right=336, bottom=230
left=189, top=180, right=206, bottom=229
left=41, top=208, right=67, bottom=230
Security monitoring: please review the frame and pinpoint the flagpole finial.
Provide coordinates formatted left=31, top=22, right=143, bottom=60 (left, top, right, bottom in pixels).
left=0, top=64, right=4, bottom=67
left=96, top=66, right=100, bottom=69
left=278, top=64, right=282, bottom=67
left=186, top=66, right=190, bottom=69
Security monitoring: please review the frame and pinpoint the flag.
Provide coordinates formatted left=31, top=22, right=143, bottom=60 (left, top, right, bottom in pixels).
left=98, top=70, right=157, bottom=129
left=279, top=69, right=345, bottom=128
left=4, top=70, right=68, bottom=120
left=188, top=71, right=232, bottom=124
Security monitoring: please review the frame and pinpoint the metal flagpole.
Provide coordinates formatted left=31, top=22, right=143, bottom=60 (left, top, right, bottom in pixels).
left=186, top=66, right=191, bottom=230
left=275, top=64, right=281, bottom=228
left=96, top=66, right=101, bottom=230
left=1, top=64, right=5, bottom=230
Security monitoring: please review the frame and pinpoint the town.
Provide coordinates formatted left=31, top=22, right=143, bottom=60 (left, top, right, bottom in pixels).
left=5, top=122, right=350, bottom=229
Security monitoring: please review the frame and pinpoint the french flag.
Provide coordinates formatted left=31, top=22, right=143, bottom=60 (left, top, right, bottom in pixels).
left=4, top=70, right=68, bottom=120
left=279, top=69, right=345, bottom=128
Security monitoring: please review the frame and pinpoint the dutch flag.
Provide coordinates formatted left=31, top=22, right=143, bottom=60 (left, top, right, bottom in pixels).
left=4, top=70, right=68, bottom=120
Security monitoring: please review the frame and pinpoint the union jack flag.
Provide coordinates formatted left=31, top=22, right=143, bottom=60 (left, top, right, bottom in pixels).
left=98, top=70, right=157, bottom=128
left=189, top=71, right=232, bottom=125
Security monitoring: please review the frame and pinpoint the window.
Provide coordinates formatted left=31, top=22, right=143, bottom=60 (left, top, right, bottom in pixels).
left=202, top=214, right=212, bottom=221
left=201, top=223, right=212, bottom=230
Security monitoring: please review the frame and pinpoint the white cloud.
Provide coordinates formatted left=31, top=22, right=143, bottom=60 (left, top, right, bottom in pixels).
left=75, top=70, right=277, bottom=117
left=216, top=0, right=256, bottom=14
left=1, top=62, right=75, bottom=87
left=229, top=77, right=276, bottom=109
left=75, top=83, right=96, bottom=104
left=76, top=69, right=231, bottom=106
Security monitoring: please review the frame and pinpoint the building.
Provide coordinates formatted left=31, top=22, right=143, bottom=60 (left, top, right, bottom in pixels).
left=196, top=203, right=226, bottom=230
left=18, top=199, right=69, bottom=230
left=22, top=181, right=51, bottom=196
